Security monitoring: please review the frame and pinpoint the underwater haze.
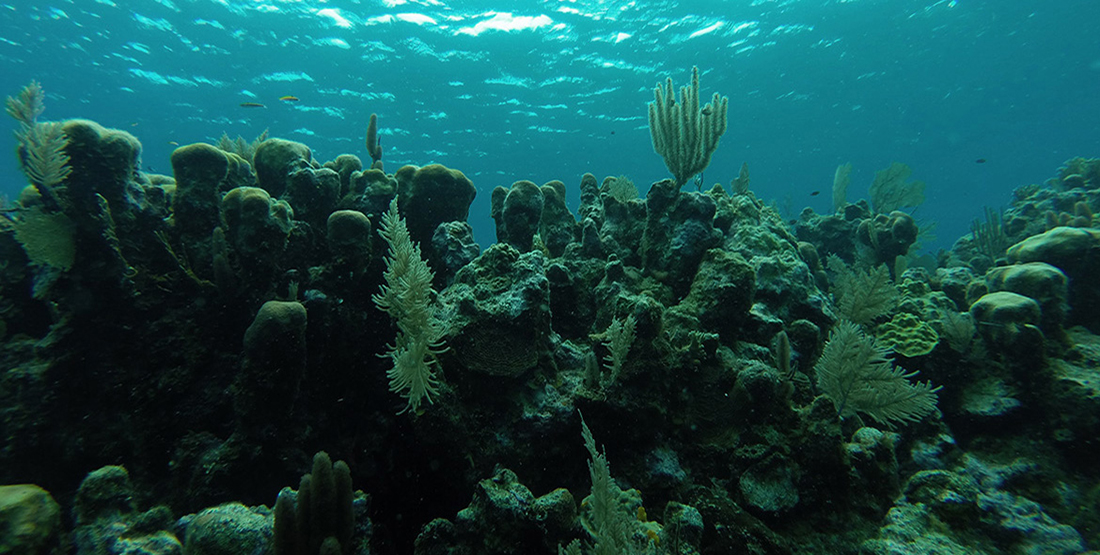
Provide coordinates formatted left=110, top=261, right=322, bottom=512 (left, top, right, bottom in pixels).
left=3, top=0, right=1099, bottom=249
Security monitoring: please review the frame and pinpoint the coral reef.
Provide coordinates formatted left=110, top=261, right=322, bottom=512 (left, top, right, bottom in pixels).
left=1, top=100, right=1099, bottom=555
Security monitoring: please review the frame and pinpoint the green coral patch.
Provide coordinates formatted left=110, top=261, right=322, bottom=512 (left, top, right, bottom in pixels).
left=13, top=205, right=75, bottom=271
left=876, top=312, right=939, bottom=357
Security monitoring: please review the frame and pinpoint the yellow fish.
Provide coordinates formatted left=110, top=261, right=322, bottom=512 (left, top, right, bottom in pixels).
left=279, top=95, right=299, bottom=102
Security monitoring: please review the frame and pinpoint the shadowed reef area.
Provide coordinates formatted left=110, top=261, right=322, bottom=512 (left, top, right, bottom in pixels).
left=3, top=108, right=1100, bottom=555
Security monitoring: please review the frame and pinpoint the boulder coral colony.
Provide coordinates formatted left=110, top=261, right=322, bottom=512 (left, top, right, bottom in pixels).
left=1, top=70, right=1099, bottom=555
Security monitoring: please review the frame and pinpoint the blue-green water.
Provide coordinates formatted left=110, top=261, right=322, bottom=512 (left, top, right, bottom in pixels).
left=2, top=0, right=1099, bottom=249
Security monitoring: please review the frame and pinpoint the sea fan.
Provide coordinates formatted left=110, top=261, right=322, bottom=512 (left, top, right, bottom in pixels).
left=827, top=256, right=898, bottom=326
left=21, top=122, right=72, bottom=189
left=815, top=320, right=940, bottom=425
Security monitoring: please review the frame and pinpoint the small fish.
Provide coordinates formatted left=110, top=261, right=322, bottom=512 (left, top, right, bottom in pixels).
left=168, top=141, right=179, bottom=146
left=975, top=158, right=986, bottom=164
left=810, top=190, right=820, bottom=196
left=610, top=130, right=615, bottom=135
left=240, top=102, right=265, bottom=108
left=279, top=95, right=299, bottom=102
left=130, top=122, right=139, bottom=127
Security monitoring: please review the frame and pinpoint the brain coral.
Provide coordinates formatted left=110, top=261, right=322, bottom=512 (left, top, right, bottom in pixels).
left=875, top=312, right=939, bottom=357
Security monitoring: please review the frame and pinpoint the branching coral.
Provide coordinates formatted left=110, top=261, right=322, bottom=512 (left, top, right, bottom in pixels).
left=373, top=198, right=446, bottom=414
left=647, top=66, right=728, bottom=188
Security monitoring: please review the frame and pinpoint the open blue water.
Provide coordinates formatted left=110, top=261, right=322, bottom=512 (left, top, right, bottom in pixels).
left=2, top=0, right=1099, bottom=252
